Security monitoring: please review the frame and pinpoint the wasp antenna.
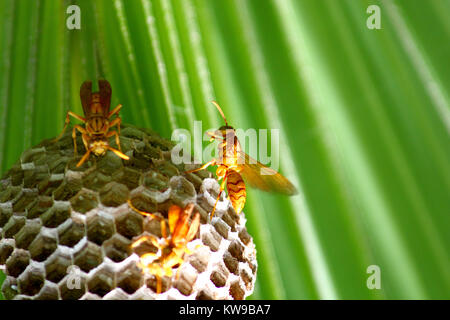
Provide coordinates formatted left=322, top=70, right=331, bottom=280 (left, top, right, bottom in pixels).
left=211, top=101, right=228, bottom=126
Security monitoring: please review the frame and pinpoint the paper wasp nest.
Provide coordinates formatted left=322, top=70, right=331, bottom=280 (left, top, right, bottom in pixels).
left=0, top=125, right=257, bottom=300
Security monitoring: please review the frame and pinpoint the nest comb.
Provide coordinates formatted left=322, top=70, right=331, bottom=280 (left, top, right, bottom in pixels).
left=0, top=124, right=257, bottom=300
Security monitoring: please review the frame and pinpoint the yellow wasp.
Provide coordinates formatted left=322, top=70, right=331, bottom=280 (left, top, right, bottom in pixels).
left=54, top=80, right=129, bottom=167
left=186, top=101, right=297, bottom=218
left=130, top=202, right=200, bottom=294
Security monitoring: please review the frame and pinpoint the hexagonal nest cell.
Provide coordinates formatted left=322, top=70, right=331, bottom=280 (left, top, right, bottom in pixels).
left=0, top=124, right=257, bottom=300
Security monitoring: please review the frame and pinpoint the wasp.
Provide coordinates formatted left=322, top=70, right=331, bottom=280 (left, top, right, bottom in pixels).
left=186, top=101, right=298, bottom=218
left=129, top=202, right=200, bottom=294
left=54, top=80, right=129, bottom=167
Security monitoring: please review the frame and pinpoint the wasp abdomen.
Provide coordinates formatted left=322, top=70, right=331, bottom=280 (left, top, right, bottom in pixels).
left=227, top=170, right=246, bottom=214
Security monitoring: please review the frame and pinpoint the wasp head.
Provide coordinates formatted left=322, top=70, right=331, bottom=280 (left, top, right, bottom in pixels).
left=207, top=125, right=235, bottom=142
left=218, top=125, right=234, bottom=132
left=90, top=139, right=109, bottom=156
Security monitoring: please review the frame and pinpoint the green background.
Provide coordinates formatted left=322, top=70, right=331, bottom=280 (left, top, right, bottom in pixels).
left=1, top=0, right=449, bottom=299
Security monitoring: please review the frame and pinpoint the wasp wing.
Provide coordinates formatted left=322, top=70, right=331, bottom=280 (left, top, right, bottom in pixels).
left=170, top=206, right=190, bottom=245
left=237, top=151, right=298, bottom=195
left=80, top=81, right=92, bottom=116
left=98, top=79, right=112, bottom=115
left=186, top=212, right=200, bottom=242
left=168, top=205, right=182, bottom=235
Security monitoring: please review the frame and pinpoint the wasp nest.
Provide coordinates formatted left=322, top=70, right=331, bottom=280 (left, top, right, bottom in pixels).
left=0, top=125, right=257, bottom=300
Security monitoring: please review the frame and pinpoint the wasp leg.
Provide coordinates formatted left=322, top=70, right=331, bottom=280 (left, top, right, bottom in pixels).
left=132, top=235, right=161, bottom=252
left=71, top=124, right=87, bottom=157
left=106, top=146, right=130, bottom=161
left=104, top=127, right=129, bottom=161
left=108, top=109, right=122, bottom=134
left=139, top=252, right=160, bottom=270
left=76, top=148, right=92, bottom=167
left=81, top=132, right=90, bottom=153
left=128, top=200, right=168, bottom=238
left=140, top=252, right=159, bottom=260
left=144, top=264, right=164, bottom=294
left=54, top=111, right=86, bottom=142
left=132, top=236, right=155, bottom=250
left=148, top=264, right=165, bottom=294
left=185, top=159, right=216, bottom=174
left=71, top=128, right=78, bottom=156
left=210, top=173, right=228, bottom=219
left=108, top=104, right=122, bottom=119
left=156, top=275, right=162, bottom=294
left=105, top=129, right=123, bottom=152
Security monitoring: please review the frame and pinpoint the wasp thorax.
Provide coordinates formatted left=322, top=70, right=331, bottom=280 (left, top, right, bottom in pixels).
left=91, top=92, right=101, bottom=102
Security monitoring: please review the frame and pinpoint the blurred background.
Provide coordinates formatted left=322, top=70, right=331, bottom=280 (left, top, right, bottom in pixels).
left=0, top=0, right=449, bottom=299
